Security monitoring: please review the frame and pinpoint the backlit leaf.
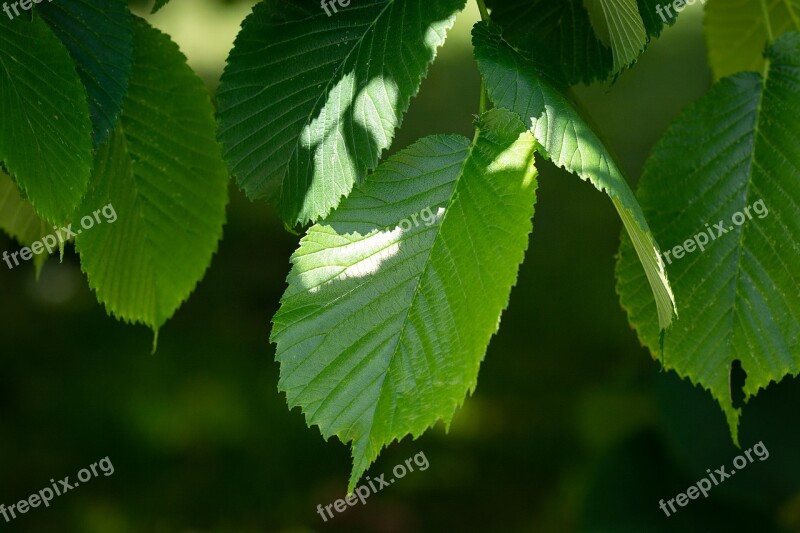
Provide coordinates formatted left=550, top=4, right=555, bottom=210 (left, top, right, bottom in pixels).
left=272, top=109, right=538, bottom=491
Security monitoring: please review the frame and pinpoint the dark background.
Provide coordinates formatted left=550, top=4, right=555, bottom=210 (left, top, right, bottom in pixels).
left=1, top=1, right=798, bottom=531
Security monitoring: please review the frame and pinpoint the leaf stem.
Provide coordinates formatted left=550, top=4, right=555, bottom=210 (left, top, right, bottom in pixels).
left=479, top=81, right=488, bottom=114
left=759, top=0, right=774, bottom=44
left=476, top=0, right=489, bottom=21
left=476, top=0, right=490, bottom=116
left=759, top=0, right=773, bottom=77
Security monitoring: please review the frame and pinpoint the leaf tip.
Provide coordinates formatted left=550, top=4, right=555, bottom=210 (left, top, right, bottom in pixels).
left=150, top=328, right=160, bottom=354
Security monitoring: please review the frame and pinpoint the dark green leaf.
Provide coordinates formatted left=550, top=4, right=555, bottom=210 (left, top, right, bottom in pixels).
left=38, top=0, right=134, bottom=147
left=484, top=0, right=677, bottom=84
left=0, top=12, right=93, bottom=224
left=217, top=0, right=465, bottom=227
left=75, top=18, right=229, bottom=334
left=616, top=32, right=800, bottom=440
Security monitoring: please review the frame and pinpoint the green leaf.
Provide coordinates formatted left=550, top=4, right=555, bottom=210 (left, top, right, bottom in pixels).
left=616, top=32, right=800, bottom=441
left=584, top=0, right=647, bottom=74
left=75, top=18, right=229, bottom=334
left=272, top=109, right=538, bottom=492
left=638, top=0, right=679, bottom=37
left=0, top=170, right=49, bottom=275
left=705, top=0, right=800, bottom=79
left=38, top=0, right=134, bottom=147
left=0, top=12, right=93, bottom=225
left=473, top=21, right=676, bottom=330
left=483, top=0, right=677, bottom=84
left=217, top=0, right=465, bottom=227
left=151, top=0, right=170, bottom=13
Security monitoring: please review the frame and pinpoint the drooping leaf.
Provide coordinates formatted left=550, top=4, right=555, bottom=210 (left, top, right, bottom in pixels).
left=704, top=0, right=800, bottom=79
left=473, top=21, right=676, bottom=330
left=616, top=32, right=800, bottom=441
left=75, top=18, right=229, bottom=334
left=483, top=0, right=677, bottom=84
left=0, top=170, right=50, bottom=275
left=38, top=0, right=134, bottom=147
left=0, top=12, right=93, bottom=225
left=584, top=0, right=647, bottom=74
left=217, top=0, right=465, bottom=228
left=272, top=109, right=538, bottom=492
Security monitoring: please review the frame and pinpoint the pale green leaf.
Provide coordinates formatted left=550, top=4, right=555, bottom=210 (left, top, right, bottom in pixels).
left=584, top=0, right=648, bottom=74
left=0, top=12, right=92, bottom=225
left=272, top=109, right=538, bottom=492
left=75, top=18, right=229, bottom=333
left=217, top=0, right=465, bottom=227
left=616, top=32, right=800, bottom=441
left=0, top=170, right=49, bottom=275
left=473, top=21, right=676, bottom=330
left=705, top=0, right=800, bottom=79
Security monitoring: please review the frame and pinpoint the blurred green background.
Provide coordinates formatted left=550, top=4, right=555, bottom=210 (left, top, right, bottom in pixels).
left=1, top=1, right=798, bottom=531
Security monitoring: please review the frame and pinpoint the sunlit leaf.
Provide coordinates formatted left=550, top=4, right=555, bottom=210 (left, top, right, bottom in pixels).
left=217, top=0, right=465, bottom=227
left=272, top=109, right=538, bottom=491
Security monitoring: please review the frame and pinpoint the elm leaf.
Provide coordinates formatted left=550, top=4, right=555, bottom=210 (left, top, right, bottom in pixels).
left=0, top=170, right=49, bottom=275
left=38, top=0, right=134, bottom=147
left=0, top=12, right=93, bottom=225
left=75, top=18, right=229, bottom=334
left=616, top=32, right=800, bottom=440
left=272, top=109, right=538, bottom=491
left=217, top=0, right=465, bottom=227
left=473, top=21, right=676, bottom=330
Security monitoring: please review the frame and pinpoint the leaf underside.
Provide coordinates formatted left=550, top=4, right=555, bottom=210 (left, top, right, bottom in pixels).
left=272, top=109, right=538, bottom=492
left=584, top=0, right=647, bottom=74
left=473, top=21, right=676, bottom=330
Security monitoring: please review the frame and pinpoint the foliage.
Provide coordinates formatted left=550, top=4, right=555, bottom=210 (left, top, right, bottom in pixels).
left=0, top=0, right=796, bottom=492
left=617, top=32, right=800, bottom=443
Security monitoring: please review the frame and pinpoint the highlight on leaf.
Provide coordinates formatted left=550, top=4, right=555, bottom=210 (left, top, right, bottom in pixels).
left=272, top=108, right=539, bottom=492
left=473, top=20, right=676, bottom=330
left=217, top=0, right=466, bottom=228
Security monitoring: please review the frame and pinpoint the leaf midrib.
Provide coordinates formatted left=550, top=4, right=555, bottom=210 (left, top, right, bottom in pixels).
left=309, top=133, right=477, bottom=450
left=726, top=65, right=770, bottom=375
